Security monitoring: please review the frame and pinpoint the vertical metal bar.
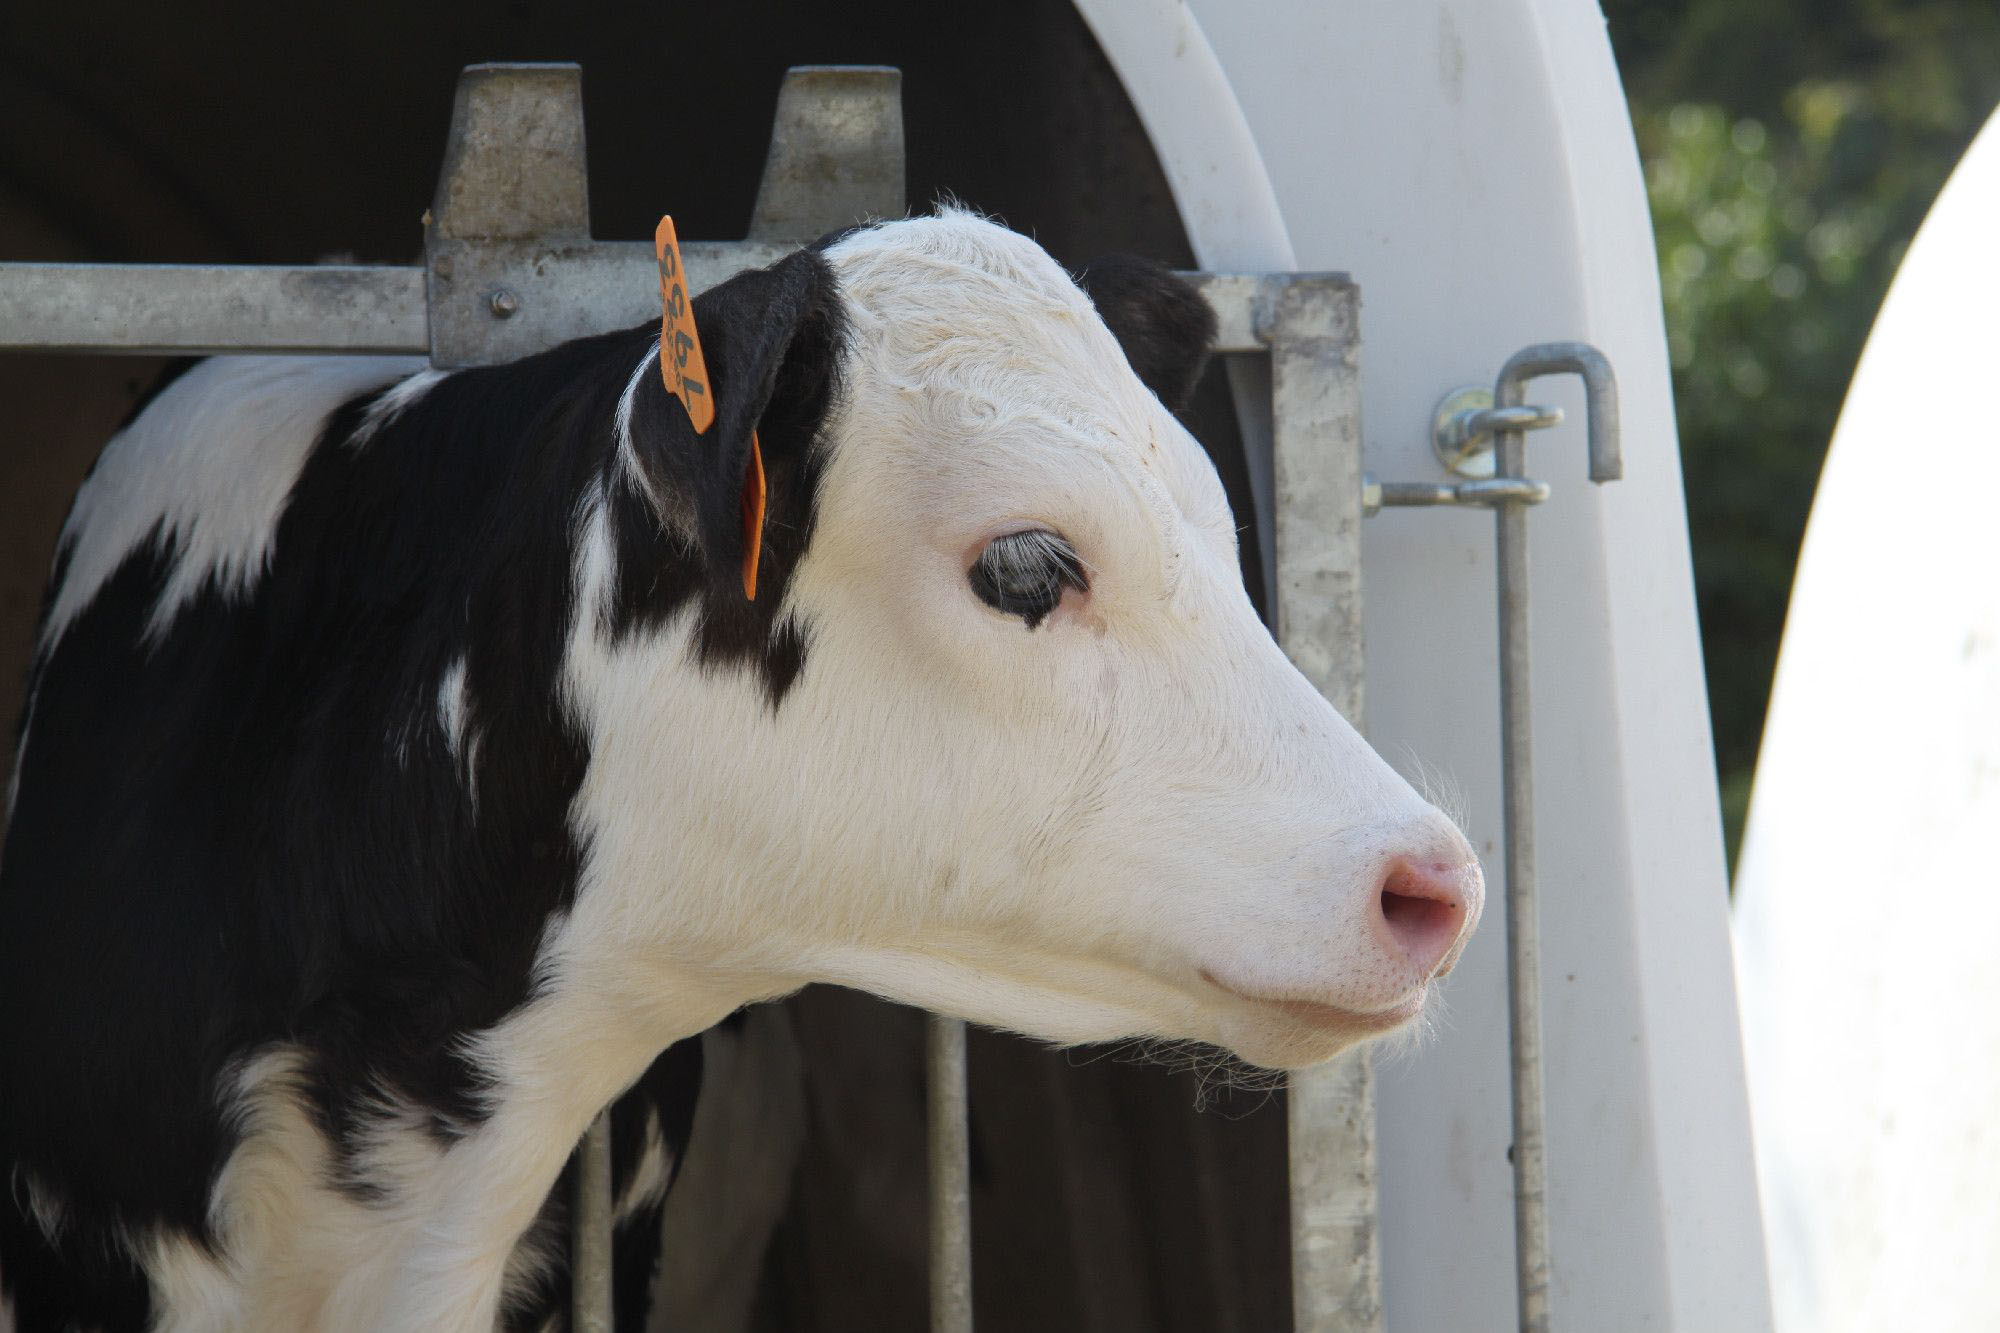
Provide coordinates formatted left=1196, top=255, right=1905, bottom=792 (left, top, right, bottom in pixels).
left=1267, top=274, right=1381, bottom=1333
left=1490, top=342, right=1619, bottom=1333
left=927, top=1014, right=974, bottom=1332
left=572, top=1110, right=615, bottom=1333
left=1493, top=407, right=1550, bottom=1333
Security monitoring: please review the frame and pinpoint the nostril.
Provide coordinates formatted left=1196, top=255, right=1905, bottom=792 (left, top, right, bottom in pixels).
left=1381, top=887, right=1457, bottom=935
left=1377, top=862, right=1470, bottom=974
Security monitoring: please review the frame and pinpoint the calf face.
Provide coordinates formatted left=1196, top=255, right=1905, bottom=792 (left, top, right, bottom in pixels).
left=571, top=212, right=1482, bottom=1074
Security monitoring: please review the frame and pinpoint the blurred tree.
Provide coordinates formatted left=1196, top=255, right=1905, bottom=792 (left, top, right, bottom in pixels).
left=1602, top=0, right=2000, bottom=862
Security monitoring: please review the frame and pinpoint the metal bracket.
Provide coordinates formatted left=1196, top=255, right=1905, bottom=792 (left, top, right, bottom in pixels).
left=1368, top=342, right=1621, bottom=517
left=1362, top=476, right=1551, bottom=516
left=1430, top=387, right=1563, bottom=479
left=422, top=63, right=906, bottom=369
left=424, top=64, right=595, bottom=369
left=749, top=66, right=906, bottom=242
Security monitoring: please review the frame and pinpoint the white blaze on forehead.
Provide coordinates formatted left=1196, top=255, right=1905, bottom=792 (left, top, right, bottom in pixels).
left=42, top=355, right=430, bottom=651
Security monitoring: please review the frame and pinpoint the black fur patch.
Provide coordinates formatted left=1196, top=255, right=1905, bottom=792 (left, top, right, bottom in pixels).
left=0, top=1189, right=152, bottom=1331
left=1073, top=253, right=1219, bottom=414
left=0, top=251, right=844, bottom=1325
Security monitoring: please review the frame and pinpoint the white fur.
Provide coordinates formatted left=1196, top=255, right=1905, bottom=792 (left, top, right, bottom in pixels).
left=349, top=368, right=447, bottom=448
left=437, top=655, right=470, bottom=758
left=435, top=654, right=484, bottom=812
left=67, top=214, right=1480, bottom=1328
left=135, top=1042, right=608, bottom=1331
left=9, top=1168, right=68, bottom=1247
left=136, top=1049, right=452, bottom=1330
left=42, top=355, right=429, bottom=651
left=615, top=1110, right=672, bottom=1221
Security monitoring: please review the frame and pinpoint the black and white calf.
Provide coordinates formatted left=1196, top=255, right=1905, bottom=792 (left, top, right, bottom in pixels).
left=0, top=212, right=1481, bottom=1330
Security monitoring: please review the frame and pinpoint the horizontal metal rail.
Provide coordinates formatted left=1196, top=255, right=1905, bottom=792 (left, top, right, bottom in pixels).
left=0, top=264, right=428, bottom=356
left=0, top=259, right=1283, bottom=358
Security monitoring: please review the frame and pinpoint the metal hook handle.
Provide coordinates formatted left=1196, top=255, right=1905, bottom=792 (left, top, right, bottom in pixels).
left=1494, top=342, right=1622, bottom=484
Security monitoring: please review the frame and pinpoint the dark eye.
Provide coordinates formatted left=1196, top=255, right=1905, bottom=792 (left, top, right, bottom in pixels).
left=969, top=530, right=1088, bottom=628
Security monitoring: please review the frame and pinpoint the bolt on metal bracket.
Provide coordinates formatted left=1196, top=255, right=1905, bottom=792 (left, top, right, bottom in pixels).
left=423, top=64, right=596, bottom=369
left=1431, top=386, right=1564, bottom=479
left=749, top=66, right=906, bottom=243
left=1370, top=343, right=1621, bottom=517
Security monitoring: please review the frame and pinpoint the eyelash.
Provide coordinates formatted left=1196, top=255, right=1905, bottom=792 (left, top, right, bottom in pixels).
left=968, top=530, right=1088, bottom=628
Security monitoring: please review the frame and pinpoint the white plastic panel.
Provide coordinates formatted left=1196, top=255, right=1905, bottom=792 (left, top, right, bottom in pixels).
left=1735, top=108, right=2000, bottom=1333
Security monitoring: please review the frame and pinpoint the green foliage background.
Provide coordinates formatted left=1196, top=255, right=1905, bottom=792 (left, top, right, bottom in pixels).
left=1602, top=0, right=2000, bottom=861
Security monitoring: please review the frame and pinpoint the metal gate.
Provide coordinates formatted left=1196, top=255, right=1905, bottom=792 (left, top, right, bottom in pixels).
left=0, top=62, right=1618, bottom=1332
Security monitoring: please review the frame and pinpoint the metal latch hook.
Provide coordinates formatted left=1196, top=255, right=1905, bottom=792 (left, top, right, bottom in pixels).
left=1493, top=341, right=1622, bottom=485
left=1428, top=343, right=1621, bottom=487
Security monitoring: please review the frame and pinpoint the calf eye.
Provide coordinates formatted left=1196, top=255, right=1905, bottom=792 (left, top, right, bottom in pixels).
left=969, top=530, right=1088, bottom=628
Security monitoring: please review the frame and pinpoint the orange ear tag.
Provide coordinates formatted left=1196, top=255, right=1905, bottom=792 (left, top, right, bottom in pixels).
left=656, top=215, right=766, bottom=601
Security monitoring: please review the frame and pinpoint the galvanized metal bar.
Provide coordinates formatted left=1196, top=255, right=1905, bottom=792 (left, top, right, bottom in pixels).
left=0, top=261, right=1274, bottom=358
left=927, top=1013, right=973, bottom=1333
left=1265, top=273, right=1381, bottom=1333
left=0, top=263, right=430, bottom=355
left=1489, top=342, right=1620, bottom=1333
left=0, top=244, right=786, bottom=358
left=423, top=62, right=593, bottom=368
left=1191, top=272, right=1269, bottom=354
left=1362, top=475, right=1551, bottom=515
left=571, top=1111, right=615, bottom=1333
left=1491, top=397, right=1550, bottom=1333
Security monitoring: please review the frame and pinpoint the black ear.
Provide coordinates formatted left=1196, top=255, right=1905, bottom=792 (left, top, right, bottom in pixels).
left=1075, top=254, right=1218, bottom=414
left=627, top=248, right=844, bottom=595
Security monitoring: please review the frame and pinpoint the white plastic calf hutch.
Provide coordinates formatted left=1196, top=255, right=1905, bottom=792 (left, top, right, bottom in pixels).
left=0, top=1, right=1767, bottom=1328
left=1734, top=106, right=2000, bottom=1333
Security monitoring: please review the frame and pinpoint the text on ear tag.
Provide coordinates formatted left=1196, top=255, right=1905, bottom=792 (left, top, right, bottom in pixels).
left=656, top=216, right=765, bottom=601
left=655, top=216, right=716, bottom=433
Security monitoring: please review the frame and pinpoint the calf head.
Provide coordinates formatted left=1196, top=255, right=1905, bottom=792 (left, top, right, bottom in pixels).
left=579, top=211, right=1481, bottom=1070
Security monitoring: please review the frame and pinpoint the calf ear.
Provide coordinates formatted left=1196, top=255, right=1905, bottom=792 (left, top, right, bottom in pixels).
left=627, top=249, right=843, bottom=597
left=1075, top=254, right=1218, bottom=414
